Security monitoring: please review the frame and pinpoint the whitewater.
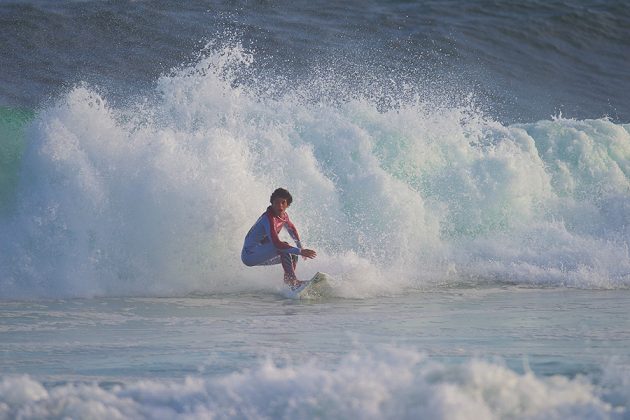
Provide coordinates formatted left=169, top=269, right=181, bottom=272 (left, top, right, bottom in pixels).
left=1, top=45, right=629, bottom=298
left=1, top=1, right=630, bottom=417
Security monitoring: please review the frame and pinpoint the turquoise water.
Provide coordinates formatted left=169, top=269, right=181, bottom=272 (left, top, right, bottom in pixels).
left=0, top=107, right=33, bottom=212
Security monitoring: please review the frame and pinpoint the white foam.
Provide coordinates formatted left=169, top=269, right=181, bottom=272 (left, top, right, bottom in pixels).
left=0, top=348, right=626, bottom=419
left=1, top=44, right=629, bottom=298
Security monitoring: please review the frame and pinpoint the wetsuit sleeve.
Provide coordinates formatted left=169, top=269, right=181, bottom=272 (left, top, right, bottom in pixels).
left=285, top=216, right=302, bottom=250
left=266, top=210, right=301, bottom=255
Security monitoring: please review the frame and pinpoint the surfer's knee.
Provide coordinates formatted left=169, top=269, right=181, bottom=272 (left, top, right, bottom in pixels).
left=242, top=258, right=257, bottom=267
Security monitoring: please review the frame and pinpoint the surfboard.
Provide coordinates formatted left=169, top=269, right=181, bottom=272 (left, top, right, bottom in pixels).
left=283, top=272, right=333, bottom=299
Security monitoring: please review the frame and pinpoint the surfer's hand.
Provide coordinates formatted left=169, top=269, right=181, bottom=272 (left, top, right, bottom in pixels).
left=301, top=248, right=317, bottom=259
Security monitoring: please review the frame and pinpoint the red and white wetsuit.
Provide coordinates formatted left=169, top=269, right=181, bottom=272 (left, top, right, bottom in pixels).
left=241, top=206, right=302, bottom=280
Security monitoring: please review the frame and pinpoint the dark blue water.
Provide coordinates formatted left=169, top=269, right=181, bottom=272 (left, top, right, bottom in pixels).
left=1, top=0, right=629, bottom=122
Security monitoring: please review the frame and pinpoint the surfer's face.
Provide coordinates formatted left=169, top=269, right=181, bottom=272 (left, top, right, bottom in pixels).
left=271, top=197, right=290, bottom=216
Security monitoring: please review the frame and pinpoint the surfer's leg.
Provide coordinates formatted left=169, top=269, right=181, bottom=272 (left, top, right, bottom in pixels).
left=281, top=252, right=299, bottom=284
left=255, top=251, right=299, bottom=285
left=241, top=244, right=280, bottom=267
left=242, top=245, right=301, bottom=285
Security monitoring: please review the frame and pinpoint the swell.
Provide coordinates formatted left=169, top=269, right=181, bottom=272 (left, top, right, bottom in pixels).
left=2, top=1, right=629, bottom=122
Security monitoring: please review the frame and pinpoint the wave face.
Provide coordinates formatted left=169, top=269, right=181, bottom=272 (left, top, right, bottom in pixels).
left=0, top=45, right=629, bottom=298
left=0, top=348, right=628, bottom=419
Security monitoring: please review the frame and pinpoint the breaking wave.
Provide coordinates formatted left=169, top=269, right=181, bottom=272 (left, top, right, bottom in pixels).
left=1, top=44, right=629, bottom=298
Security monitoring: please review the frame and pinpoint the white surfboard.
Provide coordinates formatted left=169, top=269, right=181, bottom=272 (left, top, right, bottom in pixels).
left=283, top=272, right=333, bottom=299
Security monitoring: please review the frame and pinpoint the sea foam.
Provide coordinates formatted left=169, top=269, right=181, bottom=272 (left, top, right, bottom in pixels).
left=0, top=45, right=629, bottom=298
left=0, top=348, right=626, bottom=419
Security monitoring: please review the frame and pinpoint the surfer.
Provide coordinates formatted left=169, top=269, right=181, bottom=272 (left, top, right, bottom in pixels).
left=241, top=188, right=317, bottom=288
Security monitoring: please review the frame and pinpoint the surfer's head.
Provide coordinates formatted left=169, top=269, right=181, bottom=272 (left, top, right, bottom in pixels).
left=270, top=188, right=293, bottom=206
left=270, top=188, right=292, bottom=216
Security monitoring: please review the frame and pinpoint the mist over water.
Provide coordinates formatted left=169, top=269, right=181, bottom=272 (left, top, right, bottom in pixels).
left=0, top=43, right=629, bottom=299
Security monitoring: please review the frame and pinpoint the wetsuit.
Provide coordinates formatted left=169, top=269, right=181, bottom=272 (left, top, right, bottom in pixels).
left=241, top=206, right=302, bottom=280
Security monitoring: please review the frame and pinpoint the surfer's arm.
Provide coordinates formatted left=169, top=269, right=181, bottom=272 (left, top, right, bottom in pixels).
left=283, top=214, right=317, bottom=259
left=287, top=226, right=302, bottom=250
left=264, top=213, right=301, bottom=254
left=284, top=215, right=305, bottom=252
left=300, top=248, right=317, bottom=259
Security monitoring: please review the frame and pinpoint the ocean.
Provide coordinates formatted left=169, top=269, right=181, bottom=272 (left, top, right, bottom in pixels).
left=1, top=0, right=630, bottom=418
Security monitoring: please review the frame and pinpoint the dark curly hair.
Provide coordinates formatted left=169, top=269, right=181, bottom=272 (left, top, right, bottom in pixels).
left=270, top=188, right=293, bottom=205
